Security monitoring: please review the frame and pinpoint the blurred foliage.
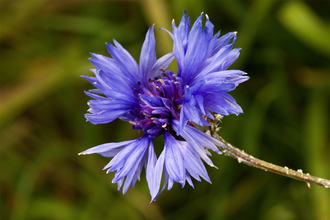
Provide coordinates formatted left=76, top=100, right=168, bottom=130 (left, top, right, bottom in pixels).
left=0, top=0, right=329, bottom=220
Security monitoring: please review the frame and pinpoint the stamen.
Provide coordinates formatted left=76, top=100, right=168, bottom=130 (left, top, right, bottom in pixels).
left=157, top=78, right=165, bottom=85
left=128, top=121, right=137, bottom=126
left=143, top=112, right=152, bottom=118
left=155, top=86, right=162, bottom=93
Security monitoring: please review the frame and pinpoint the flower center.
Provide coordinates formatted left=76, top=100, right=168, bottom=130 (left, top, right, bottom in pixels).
left=129, top=71, right=183, bottom=139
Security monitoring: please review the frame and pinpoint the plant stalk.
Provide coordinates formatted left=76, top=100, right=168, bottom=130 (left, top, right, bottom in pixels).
left=208, top=117, right=330, bottom=189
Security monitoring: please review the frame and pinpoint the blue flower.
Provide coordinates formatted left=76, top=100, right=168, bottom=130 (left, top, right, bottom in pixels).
left=79, top=12, right=249, bottom=201
left=166, top=11, right=249, bottom=134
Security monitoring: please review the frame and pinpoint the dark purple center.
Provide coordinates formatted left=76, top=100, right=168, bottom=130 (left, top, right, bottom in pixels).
left=129, top=71, right=184, bottom=138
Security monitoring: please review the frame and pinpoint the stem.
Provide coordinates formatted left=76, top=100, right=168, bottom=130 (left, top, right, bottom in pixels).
left=209, top=118, right=330, bottom=189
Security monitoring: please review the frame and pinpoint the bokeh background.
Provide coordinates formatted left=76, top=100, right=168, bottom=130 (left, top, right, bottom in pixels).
left=1, top=0, right=329, bottom=219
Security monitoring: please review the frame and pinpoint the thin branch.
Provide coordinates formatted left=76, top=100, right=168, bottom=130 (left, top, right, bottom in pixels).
left=209, top=116, right=330, bottom=189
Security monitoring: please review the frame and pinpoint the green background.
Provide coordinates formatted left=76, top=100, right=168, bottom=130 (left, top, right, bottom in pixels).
left=1, top=0, right=329, bottom=219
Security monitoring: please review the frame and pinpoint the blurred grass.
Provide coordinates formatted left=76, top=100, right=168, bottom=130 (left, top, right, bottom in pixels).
left=278, top=1, right=330, bottom=57
left=1, top=0, right=329, bottom=220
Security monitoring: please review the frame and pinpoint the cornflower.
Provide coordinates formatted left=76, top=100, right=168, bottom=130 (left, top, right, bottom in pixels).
left=79, top=11, right=249, bottom=201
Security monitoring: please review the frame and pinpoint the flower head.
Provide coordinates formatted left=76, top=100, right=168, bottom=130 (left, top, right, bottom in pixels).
left=168, top=11, right=249, bottom=134
left=80, top=12, right=249, bottom=201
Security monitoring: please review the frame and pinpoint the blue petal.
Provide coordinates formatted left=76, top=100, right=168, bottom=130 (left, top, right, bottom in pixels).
left=106, top=135, right=149, bottom=172
left=164, top=132, right=185, bottom=184
left=178, top=141, right=211, bottom=183
left=193, top=81, right=236, bottom=94
left=160, top=27, right=174, bottom=39
left=122, top=156, right=144, bottom=194
left=78, top=140, right=134, bottom=157
left=146, top=125, right=163, bottom=135
left=98, top=135, right=151, bottom=194
left=185, top=173, right=194, bottom=188
left=89, top=53, right=137, bottom=89
left=96, top=69, right=134, bottom=95
left=195, top=94, right=205, bottom=115
left=172, top=120, right=225, bottom=167
left=189, top=12, right=204, bottom=39
left=204, top=15, right=215, bottom=43
left=106, top=41, right=139, bottom=84
left=89, top=53, right=119, bottom=74
left=82, top=74, right=106, bottom=93
left=180, top=102, right=209, bottom=128
left=129, top=155, right=146, bottom=188
left=139, top=94, right=164, bottom=107
left=149, top=53, right=175, bottom=78
left=172, top=21, right=186, bottom=77
left=178, top=86, right=211, bottom=132
left=105, top=90, right=139, bottom=102
left=218, top=48, right=241, bottom=71
left=178, top=105, right=189, bottom=136
left=175, top=10, right=190, bottom=52
left=139, top=25, right=157, bottom=84
left=146, top=142, right=157, bottom=198
left=211, top=31, right=237, bottom=57
left=151, top=144, right=165, bottom=201
left=204, top=93, right=243, bottom=115
left=85, top=109, right=130, bottom=125
left=82, top=74, right=97, bottom=85
left=84, top=91, right=107, bottom=100
left=226, top=75, right=250, bottom=86
left=195, top=70, right=247, bottom=83
left=157, top=167, right=170, bottom=197
left=183, top=19, right=206, bottom=84
left=197, top=44, right=237, bottom=78
left=87, top=99, right=137, bottom=113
